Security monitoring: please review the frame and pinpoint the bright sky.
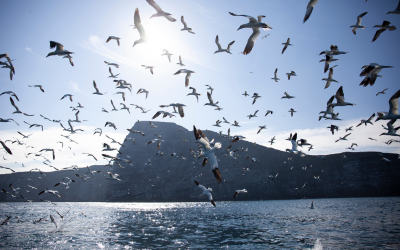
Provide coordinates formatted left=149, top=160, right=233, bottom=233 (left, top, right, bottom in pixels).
left=0, top=0, right=399, bottom=174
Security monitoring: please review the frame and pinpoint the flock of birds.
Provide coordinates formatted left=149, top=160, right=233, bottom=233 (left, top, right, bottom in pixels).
left=1, top=0, right=400, bottom=210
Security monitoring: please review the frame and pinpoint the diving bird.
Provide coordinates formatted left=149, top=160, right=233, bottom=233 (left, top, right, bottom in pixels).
left=229, top=12, right=272, bottom=55
left=376, top=89, right=400, bottom=121
left=177, top=55, right=185, bottom=67
left=187, top=87, right=201, bottom=102
left=194, top=125, right=222, bottom=183
left=133, top=8, right=147, bottom=47
left=174, top=69, right=195, bottom=87
left=329, top=86, right=355, bottom=107
left=214, top=35, right=235, bottom=54
left=180, top=16, right=195, bottom=34
left=106, top=36, right=120, bottom=46
left=281, top=38, right=292, bottom=54
left=350, top=12, right=368, bottom=35
left=194, top=180, right=216, bottom=207
left=28, top=85, right=45, bottom=92
left=322, top=65, right=338, bottom=89
left=271, top=68, right=280, bottom=82
left=372, top=21, right=396, bottom=42
left=233, top=189, right=248, bottom=199
left=387, top=0, right=400, bottom=14
left=92, top=81, right=106, bottom=95
left=142, top=65, right=154, bottom=74
left=146, top=0, right=176, bottom=22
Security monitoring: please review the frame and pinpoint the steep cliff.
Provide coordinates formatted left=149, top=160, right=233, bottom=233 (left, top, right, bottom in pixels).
left=1, top=121, right=399, bottom=203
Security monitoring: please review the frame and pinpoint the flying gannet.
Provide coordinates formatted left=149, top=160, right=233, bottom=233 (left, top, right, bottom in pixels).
left=214, top=35, right=235, bottom=54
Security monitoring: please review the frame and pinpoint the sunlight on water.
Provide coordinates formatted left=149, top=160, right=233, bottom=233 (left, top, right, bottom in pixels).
left=1, top=198, right=399, bottom=249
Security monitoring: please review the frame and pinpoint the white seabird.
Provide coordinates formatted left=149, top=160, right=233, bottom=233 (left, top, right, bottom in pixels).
left=142, top=65, right=154, bottom=74
left=28, top=85, right=45, bottom=92
left=376, top=89, right=400, bottom=121
left=108, top=67, right=120, bottom=78
left=303, top=0, right=319, bottom=23
left=233, top=189, right=248, bottom=199
left=286, top=71, right=297, bottom=80
left=257, top=125, right=266, bottom=134
left=46, top=41, right=74, bottom=66
left=372, top=21, right=397, bottom=42
left=187, top=87, right=201, bottom=102
left=133, top=8, right=148, bottom=47
left=335, top=133, right=351, bottom=143
left=322, top=65, right=338, bottom=89
left=181, top=16, right=195, bottom=34
left=320, top=54, right=340, bottom=73
left=251, top=93, right=261, bottom=104
left=281, top=38, right=292, bottom=54
left=286, top=133, right=300, bottom=154
left=194, top=180, right=216, bottom=207
left=104, top=61, right=119, bottom=68
left=92, top=81, right=107, bottom=95
left=214, top=35, right=235, bottom=54
left=281, top=92, right=295, bottom=99
left=204, top=92, right=219, bottom=107
left=174, top=69, right=195, bottom=87
left=194, top=126, right=222, bottom=184
left=229, top=12, right=272, bottom=55
left=162, top=49, right=173, bottom=62
left=177, top=55, right=185, bottom=67
left=380, top=119, right=400, bottom=136
left=159, top=103, right=186, bottom=118
left=60, top=94, right=73, bottom=102
left=350, top=12, right=368, bottom=35
left=329, top=86, right=355, bottom=107
left=106, top=36, right=121, bottom=46
left=271, top=68, right=280, bottom=82
left=146, top=0, right=176, bottom=22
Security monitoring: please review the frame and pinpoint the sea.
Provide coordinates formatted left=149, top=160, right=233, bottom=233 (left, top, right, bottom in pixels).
left=0, top=197, right=399, bottom=249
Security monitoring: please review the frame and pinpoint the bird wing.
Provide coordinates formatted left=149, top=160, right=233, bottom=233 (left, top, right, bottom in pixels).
left=215, top=35, right=222, bottom=50
left=178, top=106, right=185, bottom=117
left=357, top=12, right=367, bottom=25
left=181, top=16, right=188, bottom=28
left=243, top=28, right=260, bottom=55
left=303, top=0, right=319, bottom=23
left=185, top=73, right=191, bottom=87
left=227, top=40, right=235, bottom=50
left=207, top=92, right=214, bottom=104
left=228, top=12, right=257, bottom=23
left=335, top=86, right=345, bottom=103
left=372, top=29, right=385, bottom=42
left=9, top=97, right=19, bottom=111
left=106, top=37, right=112, bottom=43
left=93, top=81, right=100, bottom=92
left=388, top=89, right=400, bottom=115
left=134, top=8, right=147, bottom=39
left=0, top=141, right=12, bottom=155
left=146, top=0, right=162, bottom=12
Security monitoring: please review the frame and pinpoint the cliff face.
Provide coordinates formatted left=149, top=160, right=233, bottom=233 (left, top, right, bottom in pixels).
left=1, top=121, right=399, bottom=203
